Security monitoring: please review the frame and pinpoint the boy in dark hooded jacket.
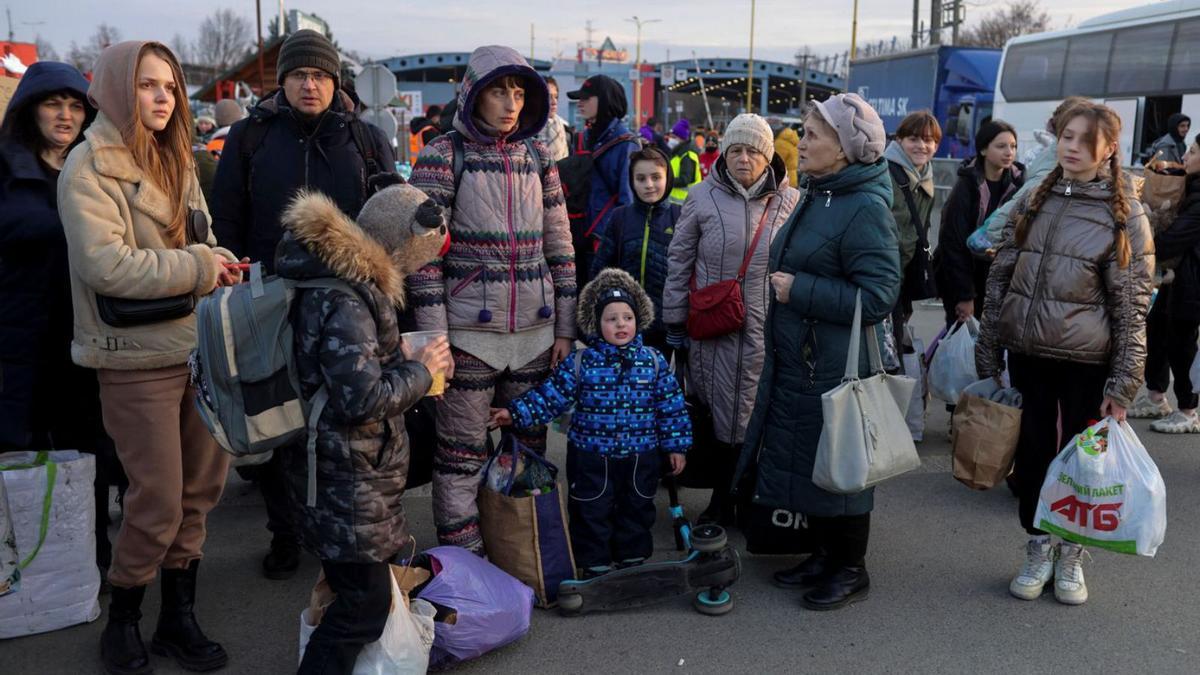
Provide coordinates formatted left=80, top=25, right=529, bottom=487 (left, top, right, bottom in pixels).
left=276, top=184, right=452, bottom=673
left=590, top=146, right=681, bottom=354
left=490, top=268, right=691, bottom=578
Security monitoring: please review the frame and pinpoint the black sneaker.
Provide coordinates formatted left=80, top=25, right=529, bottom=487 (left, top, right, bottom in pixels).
left=262, top=540, right=300, bottom=580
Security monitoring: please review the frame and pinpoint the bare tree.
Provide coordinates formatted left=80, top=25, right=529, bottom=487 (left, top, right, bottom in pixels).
left=171, top=33, right=195, bottom=64
left=34, top=35, right=59, bottom=61
left=960, top=0, right=1052, bottom=48
left=65, top=23, right=122, bottom=73
left=195, top=8, right=252, bottom=71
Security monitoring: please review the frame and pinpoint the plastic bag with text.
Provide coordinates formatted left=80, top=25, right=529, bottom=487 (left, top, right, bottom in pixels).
left=1033, top=418, right=1166, bottom=557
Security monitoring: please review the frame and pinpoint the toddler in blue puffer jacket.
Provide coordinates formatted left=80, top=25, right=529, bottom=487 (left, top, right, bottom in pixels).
left=490, top=268, right=690, bottom=578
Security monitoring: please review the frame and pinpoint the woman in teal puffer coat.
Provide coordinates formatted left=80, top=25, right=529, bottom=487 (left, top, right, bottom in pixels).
left=734, top=94, right=900, bottom=612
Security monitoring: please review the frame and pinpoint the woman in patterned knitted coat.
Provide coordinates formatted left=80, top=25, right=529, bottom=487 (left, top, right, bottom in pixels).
left=491, top=268, right=691, bottom=577
left=408, top=45, right=576, bottom=553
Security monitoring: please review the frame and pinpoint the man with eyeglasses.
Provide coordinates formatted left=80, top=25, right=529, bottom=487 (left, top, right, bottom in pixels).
left=210, top=28, right=397, bottom=583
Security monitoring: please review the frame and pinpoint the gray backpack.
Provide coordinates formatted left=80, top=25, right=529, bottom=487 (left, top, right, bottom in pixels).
left=191, top=263, right=354, bottom=507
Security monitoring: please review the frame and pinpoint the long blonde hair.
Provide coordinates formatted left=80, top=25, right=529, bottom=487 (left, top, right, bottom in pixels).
left=1015, top=102, right=1132, bottom=268
left=121, top=43, right=194, bottom=248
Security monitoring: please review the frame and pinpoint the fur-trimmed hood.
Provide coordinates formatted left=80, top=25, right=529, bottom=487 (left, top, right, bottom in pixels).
left=577, top=268, right=655, bottom=337
left=277, top=190, right=409, bottom=306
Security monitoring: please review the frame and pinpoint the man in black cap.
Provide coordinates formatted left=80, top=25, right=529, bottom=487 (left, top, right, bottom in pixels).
left=210, top=27, right=397, bottom=581
left=566, top=74, right=640, bottom=287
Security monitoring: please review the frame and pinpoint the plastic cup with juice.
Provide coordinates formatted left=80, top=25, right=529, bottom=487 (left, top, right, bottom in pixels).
left=401, top=330, right=449, bottom=396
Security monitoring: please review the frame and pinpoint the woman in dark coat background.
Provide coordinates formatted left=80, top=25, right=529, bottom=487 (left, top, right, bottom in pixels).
left=734, top=94, right=900, bottom=611
left=935, top=120, right=1024, bottom=325
left=0, top=61, right=121, bottom=580
left=1135, top=137, right=1200, bottom=432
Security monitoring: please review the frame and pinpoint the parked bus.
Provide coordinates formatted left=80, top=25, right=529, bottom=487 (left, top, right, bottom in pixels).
left=994, top=0, right=1200, bottom=165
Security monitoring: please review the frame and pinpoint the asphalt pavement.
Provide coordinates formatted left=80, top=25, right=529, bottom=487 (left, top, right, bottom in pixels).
left=6, top=303, right=1200, bottom=674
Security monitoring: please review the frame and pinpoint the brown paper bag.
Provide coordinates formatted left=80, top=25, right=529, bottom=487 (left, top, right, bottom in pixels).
left=952, top=393, right=1021, bottom=490
left=477, top=481, right=574, bottom=609
left=1142, top=167, right=1187, bottom=214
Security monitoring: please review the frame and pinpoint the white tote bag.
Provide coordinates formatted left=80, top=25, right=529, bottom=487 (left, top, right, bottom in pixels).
left=0, top=451, right=101, bottom=638
left=813, top=292, right=921, bottom=495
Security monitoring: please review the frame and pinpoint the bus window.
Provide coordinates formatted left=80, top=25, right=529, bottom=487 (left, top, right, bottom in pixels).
left=1000, top=39, right=1066, bottom=102
left=1063, top=32, right=1112, bottom=98
left=1108, top=23, right=1174, bottom=95
left=1169, top=19, right=1200, bottom=91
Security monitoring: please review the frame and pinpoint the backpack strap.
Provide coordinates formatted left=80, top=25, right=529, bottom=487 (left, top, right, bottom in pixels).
left=346, top=117, right=380, bottom=177
left=888, top=160, right=929, bottom=246
left=449, top=130, right=466, bottom=205
left=292, top=276, right=362, bottom=508
left=237, top=117, right=270, bottom=181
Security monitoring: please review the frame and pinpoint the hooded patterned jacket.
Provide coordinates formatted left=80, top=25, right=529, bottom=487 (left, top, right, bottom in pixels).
left=508, top=269, right=691, bottom=456
left=408, top=45, right=576, bottom=339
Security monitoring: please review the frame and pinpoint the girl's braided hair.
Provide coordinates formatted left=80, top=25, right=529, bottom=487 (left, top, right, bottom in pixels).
left=1015, top=102, right=1132, bottom=268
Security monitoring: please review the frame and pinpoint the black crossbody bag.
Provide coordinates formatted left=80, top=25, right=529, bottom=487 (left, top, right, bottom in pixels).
left=888, top=161, right=937, bottom=301
left=96, top=209, right=209, bottom=327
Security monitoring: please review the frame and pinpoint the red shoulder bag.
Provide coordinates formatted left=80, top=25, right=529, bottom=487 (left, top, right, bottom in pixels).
left=686, top=198, right=774, bottom=340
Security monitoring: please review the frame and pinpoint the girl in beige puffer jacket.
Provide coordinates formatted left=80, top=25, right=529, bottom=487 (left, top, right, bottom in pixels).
left=976, top=102, right=1154, bottom=608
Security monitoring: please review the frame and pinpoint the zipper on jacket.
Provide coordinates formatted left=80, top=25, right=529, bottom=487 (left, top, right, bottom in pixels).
left=639, top=208, right=652, bottom=285
left=1021, top=187, right=1072, bottom=353
left=499, top=138, right=518, bottom=332
left=824, top=191, right=832, bottom=207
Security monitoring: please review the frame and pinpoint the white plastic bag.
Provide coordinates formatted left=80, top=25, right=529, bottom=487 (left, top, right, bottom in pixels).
left=1033, top=418, right=1166, bottom=557
left=927, top=318, right=979, bottom=404
left=0, top=477, right=18, bottom=597
left=298, top=567, right=436, bottom=674
left=902, top=327, right=927, bottom=442
left=1191, top=347, right=1200, bottom=394
left=0, top=451, right=101, bottom=638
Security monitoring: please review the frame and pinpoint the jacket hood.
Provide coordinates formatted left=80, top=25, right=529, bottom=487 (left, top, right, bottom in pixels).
left=452, top=45, right=549, bottom=144
left=629, top=144, right=675, bottom=208
left=4, top=61, right=93, bottom=123
left=803, top=158, right=893, bottom=205
left=776, top=127, right=799, bottom=150
left=277, top=191, right=406, bottom=306
left=1167, top=113, right=1192, bottom=143
left=713, top=152, right=791, bottom=197
left=88, top=41, right=172, bottom=132
left=582, top=76, right=628, bottom=147
left=577, top=268, right=655, bottom=338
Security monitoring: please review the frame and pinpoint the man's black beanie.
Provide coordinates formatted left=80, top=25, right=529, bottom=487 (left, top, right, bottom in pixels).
left=277, top=29, right=340, bottom=85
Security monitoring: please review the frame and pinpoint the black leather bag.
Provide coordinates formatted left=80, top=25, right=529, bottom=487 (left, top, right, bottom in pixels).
left=95, top=209, right=209, bottom=327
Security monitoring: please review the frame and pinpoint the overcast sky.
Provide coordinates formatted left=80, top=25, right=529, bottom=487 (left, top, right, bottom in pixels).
left=23, top=0, right=1147, bottom=65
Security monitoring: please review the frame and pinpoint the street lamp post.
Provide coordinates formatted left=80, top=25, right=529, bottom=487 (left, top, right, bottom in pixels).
left=851, top=0, right=860, bottom=60
left=746, top=0, right=756, bottom=113
left=626, top=16, right=661, bottom=129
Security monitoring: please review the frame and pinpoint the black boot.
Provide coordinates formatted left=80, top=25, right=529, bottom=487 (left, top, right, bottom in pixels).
left=801, top=565, right=871, bottom=611
left=262, top=537, right=300, bottom=580
left=772, top=552, right=832, bottom=589
left=150, top=561, right=228, bottom=672
left=100, top=585, right=153, bottom=675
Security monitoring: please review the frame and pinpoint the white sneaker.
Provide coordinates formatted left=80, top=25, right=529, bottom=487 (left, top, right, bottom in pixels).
left=1150, top=410, right=1200, bottom=434
left=1128, top=391, right=1172, bottom=419
left=1054, top=542, right=1089, bottom=605
left=1009, top=538, right=1054, bottom=600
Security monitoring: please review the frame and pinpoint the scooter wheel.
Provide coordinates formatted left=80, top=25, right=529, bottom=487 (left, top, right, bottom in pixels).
left=557, top=592, right=583, bottom=615
left=690, top=524, right=727, bottom=553
left=693, top=589, right=733, bottom=616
